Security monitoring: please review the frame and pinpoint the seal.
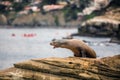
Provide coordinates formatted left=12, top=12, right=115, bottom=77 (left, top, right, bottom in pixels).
left=50, top=39, right=96, bottom=58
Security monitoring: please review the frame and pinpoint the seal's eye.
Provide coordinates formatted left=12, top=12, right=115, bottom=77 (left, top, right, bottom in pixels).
left=52, top=39, right=56, bottom=41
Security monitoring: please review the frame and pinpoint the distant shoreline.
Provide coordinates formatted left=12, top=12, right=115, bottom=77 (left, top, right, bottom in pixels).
left=0, top=25, right=78, bottom=29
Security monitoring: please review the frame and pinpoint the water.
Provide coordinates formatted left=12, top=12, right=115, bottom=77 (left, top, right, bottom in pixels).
left=0, top=28, right=120, bottom=70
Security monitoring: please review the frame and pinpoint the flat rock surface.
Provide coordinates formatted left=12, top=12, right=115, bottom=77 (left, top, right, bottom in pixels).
left=0, top=55, right=120, bottom=80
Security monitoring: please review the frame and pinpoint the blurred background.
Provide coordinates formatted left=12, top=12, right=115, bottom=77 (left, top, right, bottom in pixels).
left=0, top=0, right=120, bottom=70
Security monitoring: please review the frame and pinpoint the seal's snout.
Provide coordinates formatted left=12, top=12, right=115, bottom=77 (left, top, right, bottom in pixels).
left=50, top=42, right=53, bottom=45
left=50, top=43, right=57, bottom=49
left=50, top=41, right=56, bottom=49
left=50, top=38, right=56, bottom=46
left=50, top=39, right=60, bottom=49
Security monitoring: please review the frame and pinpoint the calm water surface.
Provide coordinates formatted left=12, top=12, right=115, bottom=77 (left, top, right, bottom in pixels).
left=0, top=28, right=120, bottom=70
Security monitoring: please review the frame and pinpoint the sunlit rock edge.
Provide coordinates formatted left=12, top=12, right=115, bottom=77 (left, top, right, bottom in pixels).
left=0, top=55, right=120, bottom=80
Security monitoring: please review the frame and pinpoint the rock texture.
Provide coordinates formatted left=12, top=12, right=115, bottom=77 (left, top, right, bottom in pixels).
left=76, top=0, right=120, bottom=43
left=0, top=14, right=7, bottom=25
left=11, top=11, right=81, bottom=27
left=12, top=12, right=55, bottom=27
left=78, top=7, right=120, bottom=37
left=0, top=55, right=120, bottom=80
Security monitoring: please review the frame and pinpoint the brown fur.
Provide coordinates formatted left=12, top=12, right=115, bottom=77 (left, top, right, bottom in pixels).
left=50, top=39, right=96, bottom=58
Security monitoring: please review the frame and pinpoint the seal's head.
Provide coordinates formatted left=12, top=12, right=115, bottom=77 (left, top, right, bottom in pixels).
left=50, top=39, right=68, bottom=49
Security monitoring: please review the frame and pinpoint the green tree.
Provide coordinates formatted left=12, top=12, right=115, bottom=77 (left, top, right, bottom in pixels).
left=42, top=0, right=57, bottom=5
left=12, top=1, right=30, bottom=12
left=0, top=5, right=6, bottom=13
left=62, top=4, right=79, bottom=22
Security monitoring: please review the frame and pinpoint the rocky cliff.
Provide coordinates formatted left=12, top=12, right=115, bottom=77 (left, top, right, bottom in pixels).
left=0, top=55, right=120, bottom=80
left=78, top=7, right=120, bottom=37
left=76, top=0, right=120, bottom=43
left=11, top=11, right=82, bottom=27
left=0, top=14, right=7, bottom=25
left=0, top=0, right=113, bottom=27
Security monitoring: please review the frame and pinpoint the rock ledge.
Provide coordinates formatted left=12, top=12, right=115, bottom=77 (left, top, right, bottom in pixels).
left=0, top=55, right=120, bottom=80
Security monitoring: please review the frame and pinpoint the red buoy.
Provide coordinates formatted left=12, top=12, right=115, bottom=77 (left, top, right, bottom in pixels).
left=23, top=33, right=37, bottom=37
left=11, top=34, right=15, bottom=37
